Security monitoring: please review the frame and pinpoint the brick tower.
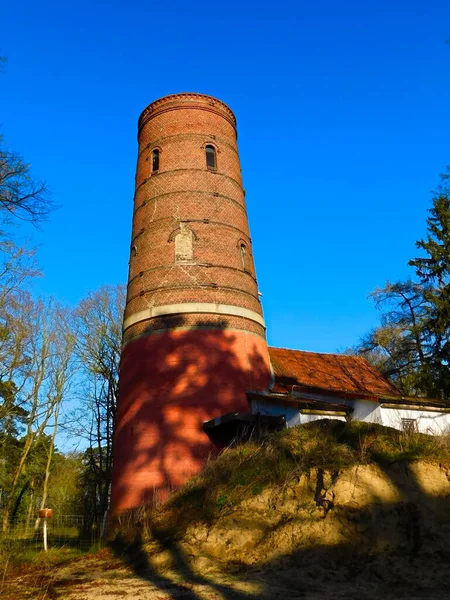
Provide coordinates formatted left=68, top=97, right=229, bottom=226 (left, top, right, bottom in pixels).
left=110, top=93, right=271, bottom=512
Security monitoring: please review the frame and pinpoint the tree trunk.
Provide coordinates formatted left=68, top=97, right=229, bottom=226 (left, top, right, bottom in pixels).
left=2, top=434, right=34, bottom=531
left=26, top=478, right=34, bottom=532
left=34, top=402, right=60, bottom=531
left=10, top=481, right=30, bottom=524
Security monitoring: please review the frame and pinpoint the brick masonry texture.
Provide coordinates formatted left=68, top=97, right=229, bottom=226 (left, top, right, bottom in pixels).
left=122, top=314, right=267, bottom=345
left=125, top=94, right=260, bottom=331
left=111, top=94, right=271, bottom=513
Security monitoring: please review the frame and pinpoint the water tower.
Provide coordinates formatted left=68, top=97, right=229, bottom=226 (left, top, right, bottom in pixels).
left=111, top=93, right=271, bottom=512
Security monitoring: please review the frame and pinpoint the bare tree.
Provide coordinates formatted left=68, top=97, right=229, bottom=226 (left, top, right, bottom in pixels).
left=73, top=284, right=125, bottom=522
left=0, top=290, right=35, bottom=429
left=1, top=298, right=75, bottom=530
left=35, top=307, right=76, bottom=528
left=0, top=138, right=53, bottom=226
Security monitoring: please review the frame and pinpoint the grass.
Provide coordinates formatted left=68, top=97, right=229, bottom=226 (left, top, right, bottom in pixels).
left=0, top=547, right=81, bottom=600
left=0, top=543, right=111, bottom=600
left=137, top=420, right=450, bottom=542
left=0, top=542, right=100, bottom=564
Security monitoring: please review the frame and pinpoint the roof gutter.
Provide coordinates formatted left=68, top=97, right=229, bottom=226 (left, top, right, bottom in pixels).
left=378, top=395, right=450, bottom=411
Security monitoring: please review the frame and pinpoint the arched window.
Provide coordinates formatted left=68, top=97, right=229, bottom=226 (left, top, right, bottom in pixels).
left=152, top=149, right=159, bottom=173
left=205, top=145, right=217, bottom=170
left=169, top=223, right=198, bottom=264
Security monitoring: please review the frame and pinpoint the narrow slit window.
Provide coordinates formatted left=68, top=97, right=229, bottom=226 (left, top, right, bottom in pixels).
left=152, top=149, right=159, bottom=172
left=205, top=145, right=216, bottom=170
left=240, top=244, right=247, bottom=270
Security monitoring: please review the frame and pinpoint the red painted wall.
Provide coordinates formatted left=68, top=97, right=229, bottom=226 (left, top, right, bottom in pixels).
left=111, top=328, right=270, bottom=510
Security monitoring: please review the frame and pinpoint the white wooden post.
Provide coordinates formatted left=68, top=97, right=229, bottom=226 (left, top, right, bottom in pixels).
left=39, top=508, right=52, bottom=552
left=43, top=518, right=48, bottom=552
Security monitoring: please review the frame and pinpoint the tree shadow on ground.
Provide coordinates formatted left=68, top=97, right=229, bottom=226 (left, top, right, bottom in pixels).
left=110, top=424, right=450, bottom=599
left=110, top=523, right=450, bottom=599
left=111, top=526, right=256, bottom=600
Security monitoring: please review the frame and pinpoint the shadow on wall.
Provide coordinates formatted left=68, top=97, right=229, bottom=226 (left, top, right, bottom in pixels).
left=111, top=316, right=271, bottom=512
left=111, top=423, right=450, bottom=599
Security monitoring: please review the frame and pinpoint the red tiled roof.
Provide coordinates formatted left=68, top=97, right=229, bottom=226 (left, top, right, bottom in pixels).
left=268, top=347, right=401, bottom=397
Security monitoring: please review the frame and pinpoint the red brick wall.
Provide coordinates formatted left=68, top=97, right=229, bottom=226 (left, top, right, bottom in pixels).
left=111, top=94, right=271, bottom=512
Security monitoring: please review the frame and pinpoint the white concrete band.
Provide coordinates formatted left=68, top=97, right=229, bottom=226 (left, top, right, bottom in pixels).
left=123, top=302, right=265, bottom=331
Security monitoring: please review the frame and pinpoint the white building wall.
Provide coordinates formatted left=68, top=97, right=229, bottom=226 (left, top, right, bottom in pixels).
left=250, top=398, right=299, bottom=426
left=250, top=397, right=450, bottom=436
left=250, top=398, right=346, bottom=427
left=351, top=400, right=382, bottom=424
left=300, top=413, right=346, bottom=424
left=380, top=407, right=450, bottom=435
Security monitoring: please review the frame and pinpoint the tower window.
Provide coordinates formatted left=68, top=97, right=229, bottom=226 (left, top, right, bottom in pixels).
left=152, top=149, right=159, bottom=173
left=205, top=145, right=216, bottom=170
left=240, top=244, right=247, bottom=270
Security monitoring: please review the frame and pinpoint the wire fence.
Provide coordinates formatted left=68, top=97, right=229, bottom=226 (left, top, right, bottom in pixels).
left=0, top=514, right=104, bottom=553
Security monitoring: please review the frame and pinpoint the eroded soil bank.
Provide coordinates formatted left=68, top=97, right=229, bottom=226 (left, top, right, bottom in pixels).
left=102, top=461, right=450, bottom=599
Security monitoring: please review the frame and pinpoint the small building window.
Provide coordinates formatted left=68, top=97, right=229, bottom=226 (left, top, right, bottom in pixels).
left=205, top=145, right=216, bottom=170
left=152, top=149, right=159, bottom=173
left=401, top=418, right=417, bottom=433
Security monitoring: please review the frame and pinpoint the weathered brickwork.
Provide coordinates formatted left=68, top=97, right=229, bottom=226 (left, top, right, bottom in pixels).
left=111, top=94, right=271, bottom=512
left=122, top=314, right=267, bottom=345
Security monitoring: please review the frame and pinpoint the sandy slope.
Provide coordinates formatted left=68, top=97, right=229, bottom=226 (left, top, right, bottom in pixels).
left=4, top=461, right=450, bottom=599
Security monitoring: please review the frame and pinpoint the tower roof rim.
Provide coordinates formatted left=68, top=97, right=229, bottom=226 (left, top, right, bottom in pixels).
left=138, top=93, right=237, bottom=129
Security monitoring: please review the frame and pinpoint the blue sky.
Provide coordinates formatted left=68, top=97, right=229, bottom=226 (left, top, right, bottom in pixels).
left=1, top=0, right=449, bottom=353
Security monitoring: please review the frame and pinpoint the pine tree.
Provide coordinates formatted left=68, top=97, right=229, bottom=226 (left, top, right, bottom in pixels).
left=409, top=167, right=450, bottom=396
left=357, top=168, right=450, bottom=399
left=410, top=167, right=450, bottom=287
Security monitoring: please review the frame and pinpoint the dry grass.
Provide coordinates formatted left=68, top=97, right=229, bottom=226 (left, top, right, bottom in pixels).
left=0, top=547, right=82, bottom=599
left=0, top=534, right=106, bottom=599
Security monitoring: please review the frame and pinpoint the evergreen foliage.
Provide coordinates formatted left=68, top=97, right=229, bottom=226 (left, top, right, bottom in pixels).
left=358, top=167, right=450, bottom=399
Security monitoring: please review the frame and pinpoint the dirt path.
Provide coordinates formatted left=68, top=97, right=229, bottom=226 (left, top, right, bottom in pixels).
left=47, top=553, right=261, bottom=599
left=3, top=548, right=450, bottom=599
left=3, top=550, right=263, bottom=600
